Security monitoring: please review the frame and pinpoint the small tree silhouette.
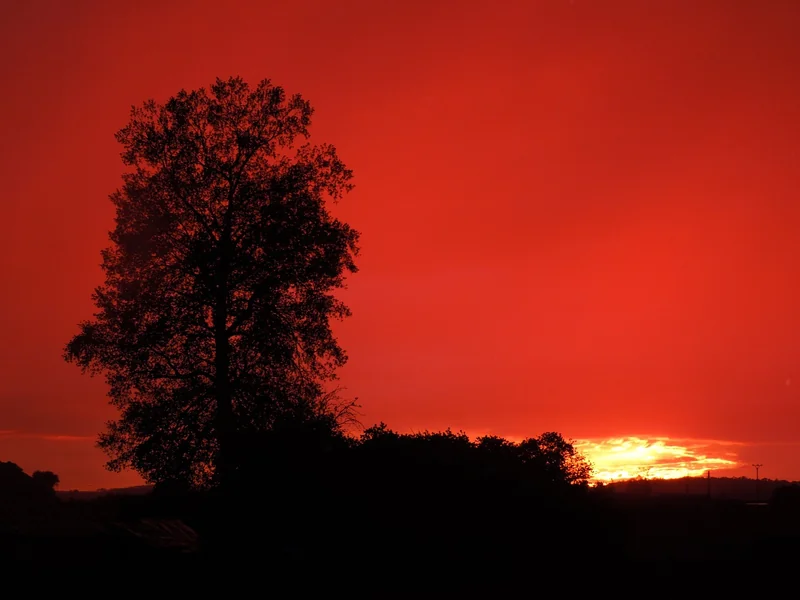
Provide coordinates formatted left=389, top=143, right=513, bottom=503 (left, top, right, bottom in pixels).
left=0, top=462, right=60, bottom=527
left=31, top=470, right=60, bottom=492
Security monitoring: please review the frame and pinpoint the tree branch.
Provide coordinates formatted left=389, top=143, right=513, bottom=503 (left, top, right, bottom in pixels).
left=160, top=155, right=220, bottom=240
left=151, top=348, right=214, bottom=383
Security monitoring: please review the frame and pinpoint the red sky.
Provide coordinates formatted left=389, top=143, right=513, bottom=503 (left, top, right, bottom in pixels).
left=2, top=0, right=800, bottom=489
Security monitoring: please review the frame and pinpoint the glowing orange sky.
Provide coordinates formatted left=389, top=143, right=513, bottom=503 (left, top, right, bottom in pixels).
left=2, top=0, right=800, bottom=489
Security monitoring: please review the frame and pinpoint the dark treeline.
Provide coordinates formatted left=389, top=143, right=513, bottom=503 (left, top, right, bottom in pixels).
left=0, top=423, right=621, bottom=569
left=122, top=423, right=613, bottom=570
left=602, top=474, right=800, bottom=503
left=5, top=428, right=800, bottom=572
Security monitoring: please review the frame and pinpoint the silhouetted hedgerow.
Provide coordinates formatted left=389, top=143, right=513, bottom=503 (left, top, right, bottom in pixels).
left=134, top=421, right=612, bottom=569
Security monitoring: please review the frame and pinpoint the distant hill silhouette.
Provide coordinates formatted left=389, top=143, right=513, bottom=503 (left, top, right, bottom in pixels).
left=57, top=485, right=153, bottom=501
left=602, top=475, right=800, bottom=502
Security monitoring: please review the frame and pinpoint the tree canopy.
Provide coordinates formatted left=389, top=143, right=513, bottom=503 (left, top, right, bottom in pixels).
left=65, top=77, right=359, bottom=487
left=357, top=425, right=593, bottom=487
left=0, top=462, right=60, bottom=526
left=31, top=470, right=60, bottom=492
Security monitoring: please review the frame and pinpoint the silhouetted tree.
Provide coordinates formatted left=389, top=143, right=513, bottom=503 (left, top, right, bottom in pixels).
left=64, top=77, right=360, bottom=488
left=0, top=462, right=60, bottom=527
left=518, top=431, right=593, bottom=486
left=0, top=461, right=30, bottom=490
left=31, top=470, right=60, bottom=492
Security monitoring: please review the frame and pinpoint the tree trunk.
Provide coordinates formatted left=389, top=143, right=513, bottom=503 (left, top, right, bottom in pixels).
left=214, top=320, right=234, bottom=488
left=214, top=240, right=234, bottom=489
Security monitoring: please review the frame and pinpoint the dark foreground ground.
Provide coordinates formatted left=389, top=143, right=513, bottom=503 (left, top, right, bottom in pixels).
left=4, top=488, right=800, bottom=576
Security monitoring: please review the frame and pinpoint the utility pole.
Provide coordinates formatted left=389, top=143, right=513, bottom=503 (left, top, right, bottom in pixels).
left=707, top=470, right=711, bottom=499
left=752, top=464, right=763, bottom=502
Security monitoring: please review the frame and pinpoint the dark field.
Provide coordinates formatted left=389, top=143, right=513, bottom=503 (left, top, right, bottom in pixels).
left=5, top=482, right=800, bottom=573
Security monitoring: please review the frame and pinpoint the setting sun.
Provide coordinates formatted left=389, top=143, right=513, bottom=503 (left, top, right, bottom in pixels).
left=577, top=437, right=741, bottom=481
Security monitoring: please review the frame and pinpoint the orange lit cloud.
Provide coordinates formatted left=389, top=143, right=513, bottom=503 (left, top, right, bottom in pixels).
left=576, top=436, right=742, bottom=481
left=441, top=430, right=743, bottom=482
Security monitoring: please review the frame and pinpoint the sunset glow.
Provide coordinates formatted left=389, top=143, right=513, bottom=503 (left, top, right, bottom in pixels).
left=4, top=1, right=800, bottom=489
left=577, top=437, right=741, bottom=481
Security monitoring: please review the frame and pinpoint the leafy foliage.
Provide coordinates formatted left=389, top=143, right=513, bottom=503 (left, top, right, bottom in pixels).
left=65, top=77, right=359, bottom=487
left=31, top=470, right=60, bottom=492
left=182, top=423, right=596, bottom=567
left=0, top=462, right=60, bottom=527
left=358, top=424, right=592, bottom=487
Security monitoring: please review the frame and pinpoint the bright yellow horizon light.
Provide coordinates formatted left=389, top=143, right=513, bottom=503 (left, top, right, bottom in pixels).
left=576, top=436, right=740, bottom=482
